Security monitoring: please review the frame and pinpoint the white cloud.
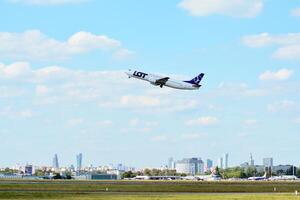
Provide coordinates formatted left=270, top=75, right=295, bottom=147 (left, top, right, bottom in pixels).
left=120, top=95, right=161, bottom=107
left=295, top=118, right=300, bottom=124
left=237, top=132, right=250, bottom=138
left=0, top=107, right=33, bottom=119
left=0, top=86, right=25, bottom=98
left=67, top=118, right=84, bottom=126
left=129, top=118, right=140, bottom=126
left=244, top=119, right=257, bottom=126
left=242, top=33, right=271, bottom=47
left=151, top=135, right=167, bottom=142
left=113, top=49, right=135, bottom=60
left=274, top=45, right=300, bottom=59
left=97, top=120, right=113, bottom=127
left=67, top=31, right=121, bottom=51
left=121, top=118, right=159, bottom=133
left=267, top=100, right=297, bottom=112
left=8, top=0, right=89, bottom=5
left=242, top=33, right=300, bottom=59
left=259, top=69, right=293, bottom=81
left=35, top=66, right=71, bottom=82
left=242, top=33, right=300, bottom=47
left=181, top=133, right=205, bottom=140
left=19, top=110, right=33, bottom=118
left=0, top=30, right=133, bottom=61
left=0, top=62, right=70, bottom=83
left=186, top=116, right=219, bottom=126
left=0, top=62, right=198, bottom=112
left=145, top=121, right=159, bottom=127
left=0, top=62, right=32, bottom=79
left=291, top=7, right=300, bottom=17
left=217, top=82, right=267, bottom=97
left=35, top=85, right=50, bottom=96
left=124, top=119, right=159, bottom=133
left=178, top=0, right=263, bottom=18
left=0, top=62, right=204, bottom=114
left=113, top=95, right=199, bottom=112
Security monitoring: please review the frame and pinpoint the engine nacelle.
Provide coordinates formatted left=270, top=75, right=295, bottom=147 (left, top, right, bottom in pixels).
left=148, top=77, right=159, bottom=86
left=150, top=82, right=158, bottom=86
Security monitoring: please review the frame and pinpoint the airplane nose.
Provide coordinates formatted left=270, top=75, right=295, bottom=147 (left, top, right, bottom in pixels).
left=125, top=70, right=132, bottom=78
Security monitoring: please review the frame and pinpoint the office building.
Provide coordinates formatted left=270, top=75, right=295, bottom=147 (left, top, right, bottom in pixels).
left=218, top=157, right=223, bottom=169
left=76, top=153, right=83, bottom=171
left=263, top=158, right=273, bottom=168
left=175, top=158, right=204, bottom=175
left=205, top=159, right=213, bottom=171
left=196, top=159, right=205, bottom=174
left=168, top=157, right=175, bottom=170
left=224, top=153, right=229, bottom=169
left=249, top=153, right=254, bottom=166
left=52, top=154, right=59, bottom=169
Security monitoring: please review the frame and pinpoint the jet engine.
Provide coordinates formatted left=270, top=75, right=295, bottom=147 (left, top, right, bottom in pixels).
left=148, top=77, right=159, bottom=86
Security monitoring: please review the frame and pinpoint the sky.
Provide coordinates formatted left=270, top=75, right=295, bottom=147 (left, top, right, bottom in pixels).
left=0, top=0, right=299, bottom=168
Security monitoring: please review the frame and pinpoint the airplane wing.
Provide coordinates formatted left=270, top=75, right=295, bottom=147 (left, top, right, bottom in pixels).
left=155, top=77, right=170, bottom=88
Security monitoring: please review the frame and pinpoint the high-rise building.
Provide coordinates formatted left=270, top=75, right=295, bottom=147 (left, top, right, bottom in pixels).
left=197, top=159, right=205, bottom=174
left=168, top=157, right=175, bottom=169
left=205, top=159, right=213, bottom=171
left=250, top=153, right=255, bottom=166
left=175, top=158, right=204, bottom=175
left=218, top=157, right=223, bottom=169
left=76, top=153, right=83, bottom=171
left=52, top=154, right=59, bottom=169
left=224, top=153, right=229, bottom=169
left=263, top=157, right=273, bottom=168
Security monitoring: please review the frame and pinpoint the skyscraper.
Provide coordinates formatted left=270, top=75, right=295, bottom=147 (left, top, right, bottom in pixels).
left=263, top=157, right=273, bottom=168
left=52, top=154, right=59, bottom=169
left=197, top=158, right=205, bottom=174
left=76, top=153, right=82, bottom=171
left=206, top=159, right=213, bottom=171
left=218, top=157, right=223, bottom=169
left=224, top=153, right=229, bottom=169
left=168, top=157, right=175, bottom=169
left=250, top=153, right=254, bottom=166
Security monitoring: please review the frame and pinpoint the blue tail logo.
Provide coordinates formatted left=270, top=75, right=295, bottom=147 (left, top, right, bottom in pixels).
left=184, top=73, right=205, bottom=85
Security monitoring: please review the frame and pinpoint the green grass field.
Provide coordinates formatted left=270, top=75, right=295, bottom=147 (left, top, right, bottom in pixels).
left=0, top=193, right=300, bottom=200
left=1, top=180, right=300, bottom=199
left=1, top=180, right=300, bottom=193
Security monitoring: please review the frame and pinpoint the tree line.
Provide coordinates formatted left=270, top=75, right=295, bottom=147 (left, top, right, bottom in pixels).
left=122, top=166, right=300, bottom=179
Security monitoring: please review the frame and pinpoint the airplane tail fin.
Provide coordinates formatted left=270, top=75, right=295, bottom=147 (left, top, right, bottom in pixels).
left=185, top=73, right=205, bottom=85
left=263, top=172, right=267, bottom=178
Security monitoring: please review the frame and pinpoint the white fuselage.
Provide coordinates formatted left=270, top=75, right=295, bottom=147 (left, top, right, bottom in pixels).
left=126, top=70, right=200, bottom=90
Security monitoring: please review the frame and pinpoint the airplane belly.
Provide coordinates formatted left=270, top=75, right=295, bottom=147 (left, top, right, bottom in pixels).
left=165, top=82, right=179, bottom=88
left=169, top=82, right=198, bottom=90
left=166, top=82, right=189, bottom=90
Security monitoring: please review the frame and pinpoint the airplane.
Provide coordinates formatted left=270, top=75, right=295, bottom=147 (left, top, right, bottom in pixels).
left=248, top=173, right=267, bottom=181
left=125, top=69, right=204, bottom=90
left=268, top=175, right=299, bottom=181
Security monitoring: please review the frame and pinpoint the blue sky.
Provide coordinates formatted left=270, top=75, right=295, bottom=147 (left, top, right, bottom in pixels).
left=0, top=0, right=299, bottom=168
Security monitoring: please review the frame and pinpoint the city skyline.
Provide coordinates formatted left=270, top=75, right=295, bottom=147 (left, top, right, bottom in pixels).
left=0, top=0, right=299, bottom=167
left=0, top=153, right=290, bottom=170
